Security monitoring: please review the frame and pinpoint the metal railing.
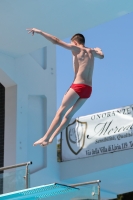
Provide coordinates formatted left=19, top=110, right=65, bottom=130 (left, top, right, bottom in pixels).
left=70, top=180, right=101, bottom=200
left=0, top=163, right=100, bottom=200
left=0, top=161, right=32, bottom=189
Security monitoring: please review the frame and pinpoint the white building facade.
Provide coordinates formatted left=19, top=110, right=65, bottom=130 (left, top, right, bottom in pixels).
left=1, top=1, right=133, bottom=199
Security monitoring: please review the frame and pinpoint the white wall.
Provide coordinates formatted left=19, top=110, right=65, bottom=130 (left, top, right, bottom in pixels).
left=0, top=44, right=62, bottom=189
left=60, top=149, right=133, bottom=180
left=4, top=85, right=17, bottom=167
left=0, top=53, right=16, bottom=167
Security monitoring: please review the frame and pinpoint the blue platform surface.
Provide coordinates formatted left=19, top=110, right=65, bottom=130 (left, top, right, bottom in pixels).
left=0, top=183, right=79, bottom=200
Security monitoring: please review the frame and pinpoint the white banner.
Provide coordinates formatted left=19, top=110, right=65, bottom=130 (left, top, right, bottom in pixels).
left=61, top=104, right=133, bottom=161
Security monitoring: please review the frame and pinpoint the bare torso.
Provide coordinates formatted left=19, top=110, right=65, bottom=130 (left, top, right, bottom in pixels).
left=72, top=47, right=94, bottom=87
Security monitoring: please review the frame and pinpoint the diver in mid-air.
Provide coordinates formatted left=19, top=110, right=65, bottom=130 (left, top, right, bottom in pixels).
left=26, top=28, right=104, bottom=147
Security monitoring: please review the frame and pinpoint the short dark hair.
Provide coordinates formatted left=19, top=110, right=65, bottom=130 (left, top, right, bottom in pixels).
left=71, top=33, right=85, bottom=45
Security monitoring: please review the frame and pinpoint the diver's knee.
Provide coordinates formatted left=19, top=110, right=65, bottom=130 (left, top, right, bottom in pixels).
left=64, top=113, right=72, bottom=121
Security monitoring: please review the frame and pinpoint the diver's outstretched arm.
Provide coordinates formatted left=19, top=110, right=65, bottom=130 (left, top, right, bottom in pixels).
left=26, top=28, right=80, bottom=53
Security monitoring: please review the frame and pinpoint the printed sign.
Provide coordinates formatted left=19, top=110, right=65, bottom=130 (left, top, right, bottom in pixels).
left=61, top=104, right=133, bottom=161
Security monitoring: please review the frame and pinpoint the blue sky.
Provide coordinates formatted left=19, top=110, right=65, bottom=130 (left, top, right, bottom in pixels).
left=56, top=12, right=133, bottom=118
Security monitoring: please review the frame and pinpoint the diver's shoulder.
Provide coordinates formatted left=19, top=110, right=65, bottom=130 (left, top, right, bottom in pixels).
left=84, top=46, right=91, bottom=51
left=83, top=47, right=92, bottom=54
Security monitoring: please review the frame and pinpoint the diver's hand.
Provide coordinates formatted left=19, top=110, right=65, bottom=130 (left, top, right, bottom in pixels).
left=26, top=28, right=41, bottom=36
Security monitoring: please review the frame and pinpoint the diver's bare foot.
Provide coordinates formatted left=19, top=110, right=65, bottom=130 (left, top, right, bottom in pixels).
left=41, top=141, right=49, bottom=147
left=40, top=138, right=53, bottom=147
left=48, top=137, right=54, bottom=144
left=33, top=137, right=48, bottom=146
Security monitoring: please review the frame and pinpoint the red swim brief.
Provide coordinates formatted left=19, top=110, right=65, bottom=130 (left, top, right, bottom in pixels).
left=70, top=83, right=92, bottom=98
